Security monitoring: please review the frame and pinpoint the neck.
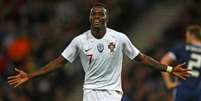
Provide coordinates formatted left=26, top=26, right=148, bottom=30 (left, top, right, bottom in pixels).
left=91, top=27, right=106, bottom=39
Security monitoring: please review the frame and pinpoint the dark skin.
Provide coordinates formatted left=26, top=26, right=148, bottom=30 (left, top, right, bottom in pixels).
left=8, top=56, right=66, bottom=87
left=89, top=6, right=107, bottom=39
left=8, top=6, right=191, bottom=88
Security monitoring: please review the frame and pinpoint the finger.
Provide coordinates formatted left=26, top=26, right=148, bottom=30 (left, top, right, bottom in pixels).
left=181, top=73, right=190, bottom=78
left=180, top=70, right=191, bottom=74
left=8, top=74, right=21, bottom=80
left=183, top=74, right=190, bottom=78
left=180, top=71, right=192, bottom=77
left=183, top=69, right=192, bottom=72
left=8, top=80, right=19, bottom=85
left=8, top=78, right=21, bottom=83
left=183, top=73, right=191, bottom=77
left=8, top=76, right=17, bottom=79
left=180, top=71, right=191, bottom=76
left=9, top=83, right=17, bottom=86
left=185, top=71, right=192, bottom=75
left=15, top=68, right=22, bottom=73
left=9, top=83, right=18, bottom=87
left=174, top=73, right=186, bottom=80
left=178, top=62, right=186, bottom=67
left=180, top=68, right=192, bottom=71
left=179, top=76, right=186, bottom=80
left=14, top=82, right=23, bottom=88
left=8, top=79, right=19, bottom=83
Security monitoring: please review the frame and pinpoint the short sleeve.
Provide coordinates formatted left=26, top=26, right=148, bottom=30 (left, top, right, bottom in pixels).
left=61, top=38, right=79, bottom=63
left=168, top=43, right=185, bottom=61
left=122, top=34, right=140, bottom=60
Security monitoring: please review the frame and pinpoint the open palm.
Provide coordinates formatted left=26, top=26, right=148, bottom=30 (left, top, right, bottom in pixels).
left=8, top=68, right=29, bottom=88
left=172, top=63, right=191, bottom=80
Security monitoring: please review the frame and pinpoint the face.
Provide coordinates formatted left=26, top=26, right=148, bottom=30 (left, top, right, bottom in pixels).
left=89, top=6, right=108, bottom=28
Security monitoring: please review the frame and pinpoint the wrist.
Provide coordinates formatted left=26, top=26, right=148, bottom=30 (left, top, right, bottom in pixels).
left=166, top=66, right=173, bottom=73
left=28, top=74, right=34, bottom=79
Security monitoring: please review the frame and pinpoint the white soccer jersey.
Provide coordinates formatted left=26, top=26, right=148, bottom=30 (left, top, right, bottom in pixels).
left=62, top=28, right=140, bottom=92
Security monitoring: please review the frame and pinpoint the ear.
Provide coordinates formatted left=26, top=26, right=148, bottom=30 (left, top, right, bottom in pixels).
left=89, top=13, right=92, bottom=24
left=89, top=8, right=93, bottom=23
left=105, top=11, right=109, bottom=23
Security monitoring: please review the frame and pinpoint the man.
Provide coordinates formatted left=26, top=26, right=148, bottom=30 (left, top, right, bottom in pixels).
left=161, top=25, right=201, bottom=101
left=8, top=3, right=190, bottom=101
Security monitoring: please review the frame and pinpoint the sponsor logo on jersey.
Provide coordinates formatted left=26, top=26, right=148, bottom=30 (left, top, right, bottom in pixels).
left=85, top=48, right=92, bottom=52
left=97, top=43, right=104, bottom=53
left=108, top=42, right=116, bottom=52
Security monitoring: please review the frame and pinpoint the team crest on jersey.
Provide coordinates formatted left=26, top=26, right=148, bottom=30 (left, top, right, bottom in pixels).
left=97, top=43, right=104, bottom=53
left=108, top=42, right=116, bottom=52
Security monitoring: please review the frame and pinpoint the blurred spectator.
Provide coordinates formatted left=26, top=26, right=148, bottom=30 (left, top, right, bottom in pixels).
left=0, top=0, right=201, bottom=101
left=0, top=54, right=8, bottom=73
left=7, top=36, right=31, bottom=62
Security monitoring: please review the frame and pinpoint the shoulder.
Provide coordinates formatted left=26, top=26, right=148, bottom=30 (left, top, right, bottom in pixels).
left=169, top=42, right=186, bottom=53
left=72, top=29, right=90, bottom=41
left=107, top=28, right=128, bottom=40
left=171, top=42, right=186, bottom=50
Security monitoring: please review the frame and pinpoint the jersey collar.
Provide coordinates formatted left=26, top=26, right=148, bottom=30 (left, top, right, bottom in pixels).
left=88, top=28, right=109, bottom=41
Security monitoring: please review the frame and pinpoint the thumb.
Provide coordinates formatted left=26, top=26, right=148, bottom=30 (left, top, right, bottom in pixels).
left=178, top=62, right=186, bottom=67
left=15, top=68, right=23, bottom=73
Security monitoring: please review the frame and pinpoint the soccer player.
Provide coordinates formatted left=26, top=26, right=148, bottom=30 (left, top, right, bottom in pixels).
left=8, top=3, right=190, bottom=101
left=161, top=25, right=201, bottom=101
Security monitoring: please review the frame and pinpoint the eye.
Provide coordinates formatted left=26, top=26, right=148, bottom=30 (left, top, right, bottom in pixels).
left=100, top=13, right=105, bottom=16
left=91, top=12, right=95, bottom=16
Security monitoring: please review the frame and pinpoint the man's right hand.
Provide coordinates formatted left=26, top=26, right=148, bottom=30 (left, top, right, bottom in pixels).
left=8, top=68, right=29, bottom=88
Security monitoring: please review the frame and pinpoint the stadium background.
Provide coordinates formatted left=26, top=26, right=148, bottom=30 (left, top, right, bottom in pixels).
left=0, top=0, right=200, bottom=101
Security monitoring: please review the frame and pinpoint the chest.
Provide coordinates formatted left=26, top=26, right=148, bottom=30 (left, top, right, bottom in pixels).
left=80, top=38, right=122, bottom=62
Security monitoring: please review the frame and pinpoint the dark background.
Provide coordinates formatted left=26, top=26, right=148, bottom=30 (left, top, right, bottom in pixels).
left=0, top=0, right=201, bottom=101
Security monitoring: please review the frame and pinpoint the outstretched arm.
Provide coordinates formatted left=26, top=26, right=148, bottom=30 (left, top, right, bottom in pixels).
left=8, top=55, right=67, bottom=87
left=135, top=53, right=167, bottom=72
left=134, top=52, right=190, bottom=80
left=28, top=55, right=67, bottom=79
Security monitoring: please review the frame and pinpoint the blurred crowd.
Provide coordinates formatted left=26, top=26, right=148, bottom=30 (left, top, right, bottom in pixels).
left=0, top=0, right=201, bottom=101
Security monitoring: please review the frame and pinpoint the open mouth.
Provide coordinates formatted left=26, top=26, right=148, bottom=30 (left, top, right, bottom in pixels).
left=94, top=19, right=101, bottom=25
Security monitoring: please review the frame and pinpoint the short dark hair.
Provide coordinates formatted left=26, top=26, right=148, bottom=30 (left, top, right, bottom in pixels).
left=187, top=25, right=201, bottom=39
left=92, top=3, right=106, bottom=9
left=90, top=3, right=108, bottom=15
